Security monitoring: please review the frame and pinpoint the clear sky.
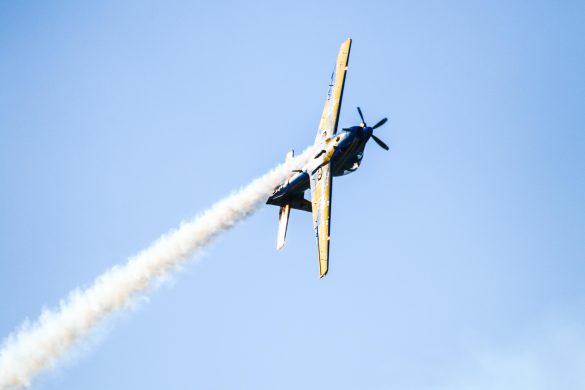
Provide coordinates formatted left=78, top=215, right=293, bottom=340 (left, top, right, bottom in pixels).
left=1, top=1, right=584, bottom=389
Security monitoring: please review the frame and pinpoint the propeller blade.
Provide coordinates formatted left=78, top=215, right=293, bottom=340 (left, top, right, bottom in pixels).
left=371, top=134, right=389, bottom=151
left=372, top=117, right=388, bottom=130
left=357, top=107, right=365, bottom=125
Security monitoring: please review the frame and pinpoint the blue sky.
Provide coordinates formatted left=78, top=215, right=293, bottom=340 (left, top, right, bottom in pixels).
left=1, top=1, right=584, bottom=389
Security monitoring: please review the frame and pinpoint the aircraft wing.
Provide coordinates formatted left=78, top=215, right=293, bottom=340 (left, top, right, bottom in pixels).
left=315, top=38, right=352, bottom=143
left=309, top=163, right=333, bottom=278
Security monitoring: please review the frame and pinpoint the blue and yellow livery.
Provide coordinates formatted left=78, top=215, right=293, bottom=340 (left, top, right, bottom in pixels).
left=267, top=38, right=389, bottom=277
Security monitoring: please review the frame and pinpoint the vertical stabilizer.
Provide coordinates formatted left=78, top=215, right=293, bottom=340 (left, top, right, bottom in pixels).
left=276, top=150, right=294, bottom=250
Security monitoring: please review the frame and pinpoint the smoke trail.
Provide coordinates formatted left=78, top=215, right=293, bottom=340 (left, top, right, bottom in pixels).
left=0, top=147, right=315, bottom=389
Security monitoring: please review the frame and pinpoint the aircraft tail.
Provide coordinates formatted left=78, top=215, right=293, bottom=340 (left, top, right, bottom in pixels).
left=276, top=150, right=294, bottom=250
left=276, top=203, right=290, bottom=250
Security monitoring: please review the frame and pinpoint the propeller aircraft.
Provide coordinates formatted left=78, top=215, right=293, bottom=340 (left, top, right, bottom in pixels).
left=266, top=38, right=389, bottom=277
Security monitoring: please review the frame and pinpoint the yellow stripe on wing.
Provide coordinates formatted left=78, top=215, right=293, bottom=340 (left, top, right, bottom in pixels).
left=310, top=163, right=332, bottom=278
left=315, top=38, right=352, bottom=143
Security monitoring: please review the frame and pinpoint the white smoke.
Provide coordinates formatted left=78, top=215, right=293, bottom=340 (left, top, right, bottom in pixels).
left=0, top=147, right=315, bottom=390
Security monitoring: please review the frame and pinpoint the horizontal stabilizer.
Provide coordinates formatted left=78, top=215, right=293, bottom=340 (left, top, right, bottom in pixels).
left=276, top=149, right=294, bottom=250
left=288, top=197, right=311, bottom=212
left=277, top=203, right=290, bottom=250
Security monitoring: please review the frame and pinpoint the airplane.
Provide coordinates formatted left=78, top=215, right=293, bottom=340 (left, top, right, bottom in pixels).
left=266, top=38, right=389, bottom=278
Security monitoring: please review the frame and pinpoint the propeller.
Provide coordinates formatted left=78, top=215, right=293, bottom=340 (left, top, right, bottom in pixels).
left=357, top=106, right=366, bottom=125
left=372, top=117, right=387, bottom=129
left=371, top=134, right=389, bottom=150
left=356, top=107, right=389, bottom=151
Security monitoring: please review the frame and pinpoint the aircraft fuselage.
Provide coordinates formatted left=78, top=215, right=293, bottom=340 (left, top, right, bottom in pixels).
left=268, top=125, right=372, bottom=204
